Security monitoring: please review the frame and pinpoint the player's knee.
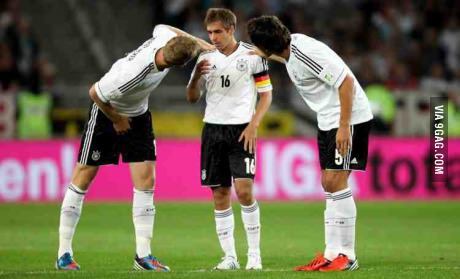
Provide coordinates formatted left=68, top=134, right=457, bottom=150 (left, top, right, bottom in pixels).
left=212, top=187, right=231, bottom=209
left=321, top=174, right=338, bottom=192
left=236, top=188, right=253, bottom=205
left=138, top=175, right=155, bottom=190
left=75, top=163, right=97, bottom=174
left=147, top=175, right=155, bottom=187
left=213, top=196, right=230, bottom=209
left=213, top=190, right=228, bottom=201
left=72, top=164, right=98, bottom=189
left=234, top=179, right=254, bottom=205
left=214, top=199, right=229, bottom=209
left=322, top=173, right=350, bottom=192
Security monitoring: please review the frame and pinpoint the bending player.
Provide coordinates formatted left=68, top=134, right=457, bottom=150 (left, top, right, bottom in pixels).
left=56, top=24, right=212, bottom=272
left=247, top=16, right=373, bottom=272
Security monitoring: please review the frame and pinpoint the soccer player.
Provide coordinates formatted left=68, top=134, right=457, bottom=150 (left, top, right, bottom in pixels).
left=186, top=8, right=272, bottom=270
left=247, top=16, right=373, bottom=272
left=55, top=24, right=212, bottom=271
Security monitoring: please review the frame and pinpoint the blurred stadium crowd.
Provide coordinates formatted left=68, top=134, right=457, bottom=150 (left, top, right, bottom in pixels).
left=163, top=0, right=460, bottom=89
left=0, top=0, right=459, bottom=138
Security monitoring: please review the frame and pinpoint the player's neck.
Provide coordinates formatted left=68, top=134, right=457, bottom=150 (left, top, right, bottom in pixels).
left=155, top=48, right=168, bottom=71
left=220, top=39, right=238, bottom=56
left=280, top=48, right=290, bottom=61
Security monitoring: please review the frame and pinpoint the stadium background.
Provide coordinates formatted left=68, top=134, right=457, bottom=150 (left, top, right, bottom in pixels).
left=0, top=0, right=459, bottom=278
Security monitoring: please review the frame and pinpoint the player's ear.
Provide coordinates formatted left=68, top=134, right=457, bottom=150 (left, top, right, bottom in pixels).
left=228, top=25, right=235, bottom=35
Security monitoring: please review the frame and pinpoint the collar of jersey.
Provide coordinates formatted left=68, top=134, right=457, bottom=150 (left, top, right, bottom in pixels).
left=217, top=42, right=242, bottom=58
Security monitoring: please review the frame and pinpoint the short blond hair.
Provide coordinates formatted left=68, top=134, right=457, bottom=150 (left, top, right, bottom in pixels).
left=204, top=8, right=236, bottom=29
left=163, top=36, right=200, bottom=66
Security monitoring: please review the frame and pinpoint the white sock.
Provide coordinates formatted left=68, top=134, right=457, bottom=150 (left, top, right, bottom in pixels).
left=133, top=188, right=155, bottom=258
left=332, top=187, right=357, bottom=260
left=324, top=192, right=339, bottom=260
left=215, top=207, right=237, bottom=259
left=58, top=183, right=87, bottom=257
left=241, top=201, right=261, bottom=255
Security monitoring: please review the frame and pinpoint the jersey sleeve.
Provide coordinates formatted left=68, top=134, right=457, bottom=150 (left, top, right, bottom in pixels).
left=95, top=59, right=154, bottom=103
left=152, top=25, right=177, bottom=43
left=291, top=36, right=347, bottom=88
left=251, top=56, right=273, bottom=93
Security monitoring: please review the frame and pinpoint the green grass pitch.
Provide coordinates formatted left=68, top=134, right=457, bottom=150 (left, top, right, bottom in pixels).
left=0, top=202, right=459, bottom=278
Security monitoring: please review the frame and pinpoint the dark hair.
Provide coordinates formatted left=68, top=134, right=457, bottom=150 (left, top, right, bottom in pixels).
left=204, top=8, right=237, bottom=29
left=247, top=15, right=291, bottom=55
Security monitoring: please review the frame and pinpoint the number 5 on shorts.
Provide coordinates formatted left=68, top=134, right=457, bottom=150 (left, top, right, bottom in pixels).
left=335, top=149, right=343, bottom=165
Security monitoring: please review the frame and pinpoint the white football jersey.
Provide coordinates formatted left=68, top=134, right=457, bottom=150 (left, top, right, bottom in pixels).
left=190, top=42, right=272, bottom=125
left=95, top=25, right=176, bottom=117
left=286, top=34, right=373, bottom=130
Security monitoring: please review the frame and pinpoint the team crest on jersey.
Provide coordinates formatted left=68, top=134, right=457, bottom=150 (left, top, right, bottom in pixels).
left=92, top=150, right=101, bottom=161
left=236, top=59, right=248, bottom=72
left=324, top=73, right=333, bottom=82
left=201, top=169, right=206, bottom=180
left=292, top=70, right=299, bottom=80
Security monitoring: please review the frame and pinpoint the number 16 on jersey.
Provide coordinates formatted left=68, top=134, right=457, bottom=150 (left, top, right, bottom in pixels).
left=220, top=75, right=230, bottom=87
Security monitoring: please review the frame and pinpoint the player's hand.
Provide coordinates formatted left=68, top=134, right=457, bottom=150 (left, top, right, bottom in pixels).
left=113, top=116, right=131, bottom=135
left=248, top=47, right=267, bottom=58
left=193, top=59, right=212, bottom=79
left=239, top=123, right=257, bottom=154
left=200, top=43, right=216, bottom=52
left=336, top=125, right=351, bottom=157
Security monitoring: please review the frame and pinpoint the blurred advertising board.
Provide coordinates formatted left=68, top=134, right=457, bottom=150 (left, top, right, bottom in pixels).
left=0, top=138, right=458, bottom=202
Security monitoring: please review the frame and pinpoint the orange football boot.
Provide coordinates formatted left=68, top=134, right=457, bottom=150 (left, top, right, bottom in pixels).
left=294, top=253, right=331, bottom=271
left=319, top=254, right=359, bottom=272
